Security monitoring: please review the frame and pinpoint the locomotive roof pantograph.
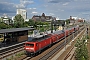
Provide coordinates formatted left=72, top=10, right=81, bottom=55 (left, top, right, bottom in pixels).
left=28, top=35, right=50, bottom=42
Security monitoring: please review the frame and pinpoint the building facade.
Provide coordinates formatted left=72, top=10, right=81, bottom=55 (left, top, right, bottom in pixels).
left=17, top=9, right=27, bottom=20
left=1, top=14, right=12, bottom=25
left=32, top=13, right=53, bottom=22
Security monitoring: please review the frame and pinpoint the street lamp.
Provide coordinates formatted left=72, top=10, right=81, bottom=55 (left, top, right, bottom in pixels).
left=65, top=21, right=66, bottom=50
left=72, top=30, right=74, bottom=41
left=54, top=20, right=56, bottom=31
left=51, top=19, right=53, bottom=33
left=50, top=17, right=57, bottom=33
left=51, top=17, right=55, bottom=33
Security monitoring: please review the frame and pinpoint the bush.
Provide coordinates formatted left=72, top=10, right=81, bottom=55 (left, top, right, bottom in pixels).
left=86, top=35, right=89, bottom=39
left=75, top=37, right=89, bottom=60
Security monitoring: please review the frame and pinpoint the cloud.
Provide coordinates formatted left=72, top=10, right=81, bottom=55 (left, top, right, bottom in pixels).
left=48, top=0, right=59, bottom=3
left=0, top=0, right=34, bottom=18
left=0, top=0, right=90, bottom=20
left=45, top=13, right=54, bottom=16
left=16, top=0, right=34, bottom=8
left=44, top=5, right=48, bottom=7
left=62, top=2, right=69, bottom=6
left=0, top=2, right=16, bottom=13
left=16, top=4, right=25, bottom=8
left=27, top=8, right=36, bottom=10
left=74, top=0, right=78, bottom=1
left=49, top=13, right=54, bottom=16
left=33, top=8, right=36, bottom=9
left=20, top=0, right=34, bottom=4
left=32, top=11, right=38, bottom=14
left=48, top=0, right=72, bottom=3
left=81, top=12, right=90, bottom=15
left=61, top=10, right=64, bottom=11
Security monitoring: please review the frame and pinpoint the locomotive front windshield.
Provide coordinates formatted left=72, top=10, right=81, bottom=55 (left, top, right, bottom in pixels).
left=26, top=44, right=34, bottom=47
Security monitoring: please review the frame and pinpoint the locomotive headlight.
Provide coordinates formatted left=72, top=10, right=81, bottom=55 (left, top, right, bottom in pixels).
left=26, top=48, right=30, bottom=49
left=30, top=48, right=34, bottom=50
left=26, top=48, right=34, bottom=50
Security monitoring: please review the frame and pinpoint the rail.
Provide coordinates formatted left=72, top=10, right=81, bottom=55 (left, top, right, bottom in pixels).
left=39, top=26, right=84, bottom=60
left=63, top=27, right=85, bottom=60
left=0, top=42, right=25, bottom=59
left=22, top=57, right=32, bottom=60
left=39, top=32, right=75, bottom=60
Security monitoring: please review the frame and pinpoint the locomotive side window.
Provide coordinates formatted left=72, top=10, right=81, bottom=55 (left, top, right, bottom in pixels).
left=26, top=44, right=34, bottom=47
left=36, top=44, right=38, bottom=46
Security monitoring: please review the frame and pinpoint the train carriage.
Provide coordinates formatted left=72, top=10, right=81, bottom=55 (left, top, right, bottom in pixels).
left=70, top=28, right=74, bottom=34
left=48, top=34, right=58, bottom=43
left=65, top=30, right=69, bottom=36
left=74, top=26, right=79, bottom=31
left=53, top=30, right=64, bottom=41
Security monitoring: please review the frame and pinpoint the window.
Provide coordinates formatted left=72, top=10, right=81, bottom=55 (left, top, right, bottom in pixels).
left=26, top=44, right=34, bottom=47
left=36, top=44, right=38, bottom=46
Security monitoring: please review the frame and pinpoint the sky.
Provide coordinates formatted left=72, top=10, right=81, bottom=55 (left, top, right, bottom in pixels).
left=0, top=0, right=90, bottom=20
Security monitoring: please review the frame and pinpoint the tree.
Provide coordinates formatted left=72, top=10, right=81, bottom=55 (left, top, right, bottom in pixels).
left=0, top=18, right=2, bottom=22
left=24, top=21, right=29, bottom=27
left=66, top=19, right=70, bottom=25
left=0, top=22, right=9, bottom=29
left=28, top=19, right=34, bottom=26
left=14, top=14, right=24, bottom=28
left=75, top=38, right=89, bottom=60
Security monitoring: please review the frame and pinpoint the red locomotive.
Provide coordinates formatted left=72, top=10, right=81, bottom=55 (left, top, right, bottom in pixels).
left=24, top=26, right=79, bottom=56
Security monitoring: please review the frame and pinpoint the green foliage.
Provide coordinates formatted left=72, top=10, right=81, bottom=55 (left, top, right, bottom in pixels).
left=85, top=35, right=89, bottom=39
left=14, top=14, right=24, bottom=28
left=38, top=22, right=50, bottom=32
left=33, top=21, right=37, bottom=28
left=0, top=18, right=2, bottom=22
left=0, top=17, right=50, bottom=32
left=75, top=38, right=80, bottom=47
left=6, top=56, right=14, bottom=60
left=75, top=37, right=89, bottom=60
left=23, top=22, right=28, bottom=27
left=28, top=19, right=34, bottom=26
left=0, top=22, right=11, bottom=29
left=65, top=19, right=70, bottom=25
left=15, top=53, right=22, bottom=58
left=40, top=26, right=44, bottom=32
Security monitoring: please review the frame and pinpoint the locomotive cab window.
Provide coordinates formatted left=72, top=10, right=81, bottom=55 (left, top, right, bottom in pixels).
left=26, top=44, right=34, bottom=47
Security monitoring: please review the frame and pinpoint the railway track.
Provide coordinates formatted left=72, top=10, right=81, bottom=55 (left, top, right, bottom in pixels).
left=22, top=57, right=32, bottom=60
left=39, top=40, right=67, bottom=60
left=38, top=34, right=74, bottom=60
left=24, top=26, right=84, bottom=60
left=0, top=42, right=25, bottom=59
left=64, top=27, right=86, bottom=60
left=38, top=26, right=84, bottom=60
left=63, top=28, right=86, bottom=60
left=17, top=26, right=84, bottom=60
left=55, top=26, right=85, bottom=60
